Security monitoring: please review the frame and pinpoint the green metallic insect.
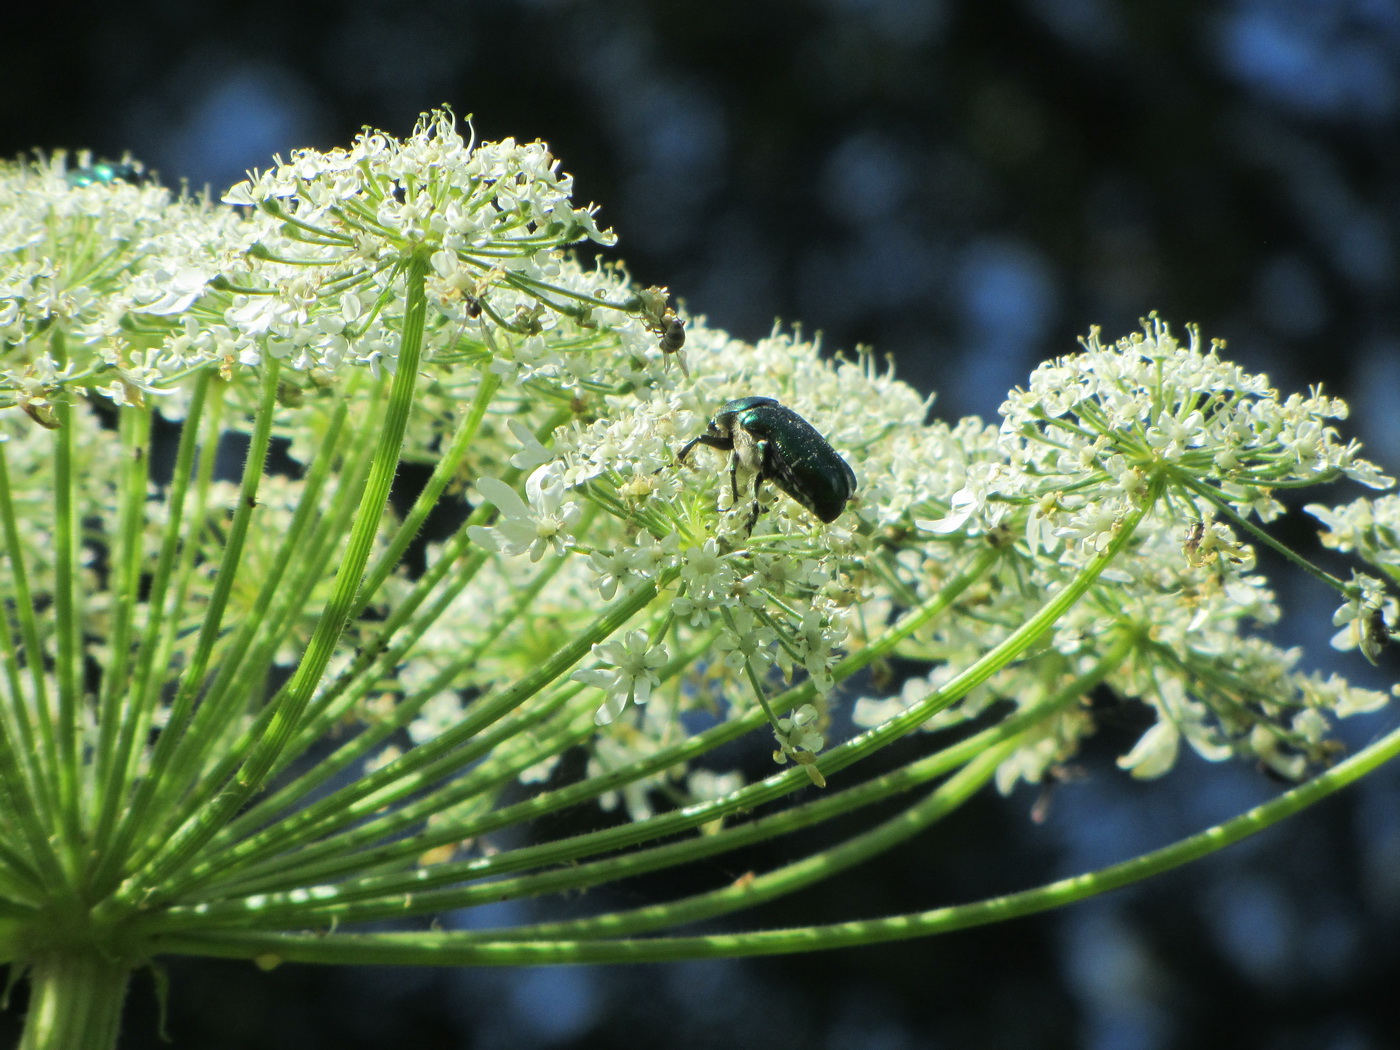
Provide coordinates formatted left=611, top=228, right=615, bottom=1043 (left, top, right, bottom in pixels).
left=65, top=161, right=143, bottom=188
left=678, top=396, right=857, bottom=531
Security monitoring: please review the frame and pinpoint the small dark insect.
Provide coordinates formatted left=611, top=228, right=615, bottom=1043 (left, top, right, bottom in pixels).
left=678, top=396, right=856, bottom=532
left=65, top=161, right=144, bottom=188
left=659, top=312, right=685, bottom=353
left=1184, top=520, right=1204, bottom=558
left=654, top=309, right=688, bottom=376
left=1364, top=605, right=1391, bottom=662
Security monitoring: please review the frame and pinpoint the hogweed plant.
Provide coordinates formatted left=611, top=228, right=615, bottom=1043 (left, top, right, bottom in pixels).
left=2, top=109, right=1399, bottom=1048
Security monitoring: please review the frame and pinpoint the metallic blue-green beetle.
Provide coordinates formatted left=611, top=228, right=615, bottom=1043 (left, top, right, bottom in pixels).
left=65, top=161, right=143, bottom=188
left=678, top=396, right=857, bottom=530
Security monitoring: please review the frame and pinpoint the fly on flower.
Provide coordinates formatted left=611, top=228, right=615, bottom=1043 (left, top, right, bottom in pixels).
left=636, top=286, right=689, bottom=376
left=656, top=310, right=687, bottom=375
left=640, top=308, right=687, bottom=376
left=678, top=396, right=857, bottom=533
left=658, top=312, right=685, bottom=355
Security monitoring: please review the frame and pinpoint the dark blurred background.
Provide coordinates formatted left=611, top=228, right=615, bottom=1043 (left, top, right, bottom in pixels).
left=7, top=1, right=1400, bottom=1047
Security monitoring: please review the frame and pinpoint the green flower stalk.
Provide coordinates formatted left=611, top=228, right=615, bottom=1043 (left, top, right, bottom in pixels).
left=0, top=110, right=1397, bottom=1049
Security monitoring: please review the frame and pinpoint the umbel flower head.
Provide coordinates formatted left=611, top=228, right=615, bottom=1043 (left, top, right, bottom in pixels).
left=0, top=109, right=1397, bottom=1043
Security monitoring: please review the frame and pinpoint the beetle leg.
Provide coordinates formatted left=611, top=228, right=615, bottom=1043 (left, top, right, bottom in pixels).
left=677, top=432, right=732, bottom=466
left=745, top=473, right=764, bottom=534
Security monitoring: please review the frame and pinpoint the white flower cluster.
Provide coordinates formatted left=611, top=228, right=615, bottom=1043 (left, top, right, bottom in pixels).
left=1307, top=494, right=1400, bottom=660
left=0, top=109, right=628, bottom=422
left=0, top=154, right=245, bottom=416
left=424, top=305, right=1395, bottom=806
left=5, top=114, right=1395, bottom=833
left=850, top=320, right=1394, bottom=790
left=215, top=109, right=618, bottom=377
left=994, top=319, right=1392, bottom=535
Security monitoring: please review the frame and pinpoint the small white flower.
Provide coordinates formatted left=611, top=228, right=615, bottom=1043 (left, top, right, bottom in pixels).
left=774, top=704, right=825, bottom=756
left=132, top=264, right=210, bottom=316
left=572, top=630, right=669, bottom=725
left=917, top=486, right=977, bottom=535
left=1145, top=409, right=1204, bottom=460
left=1299, top=672, right=1389, bottom=718
left=627, top=530, right=681, bottom=578
left=507, top=418, right=554, bottom=470
left=681, top=538, right=728, bottom=585
left=772, top=704, right=828, bottom=786
left=588, top=548, right=632, bottom=601
left=715, top=607, right=777, bottom=675
left=467, top=466, right=582, bottom=562
left=1116, top=719, right=1180, bottom=779
left=1310, top=495, right=1400, bottom=570
left=1054, top=498, right=1127, bottom=552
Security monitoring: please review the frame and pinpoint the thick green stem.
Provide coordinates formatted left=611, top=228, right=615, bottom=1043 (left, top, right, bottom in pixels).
left=352, top=368, right=501, bottom=619
left=19, top=953, right=131, bottom=1050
